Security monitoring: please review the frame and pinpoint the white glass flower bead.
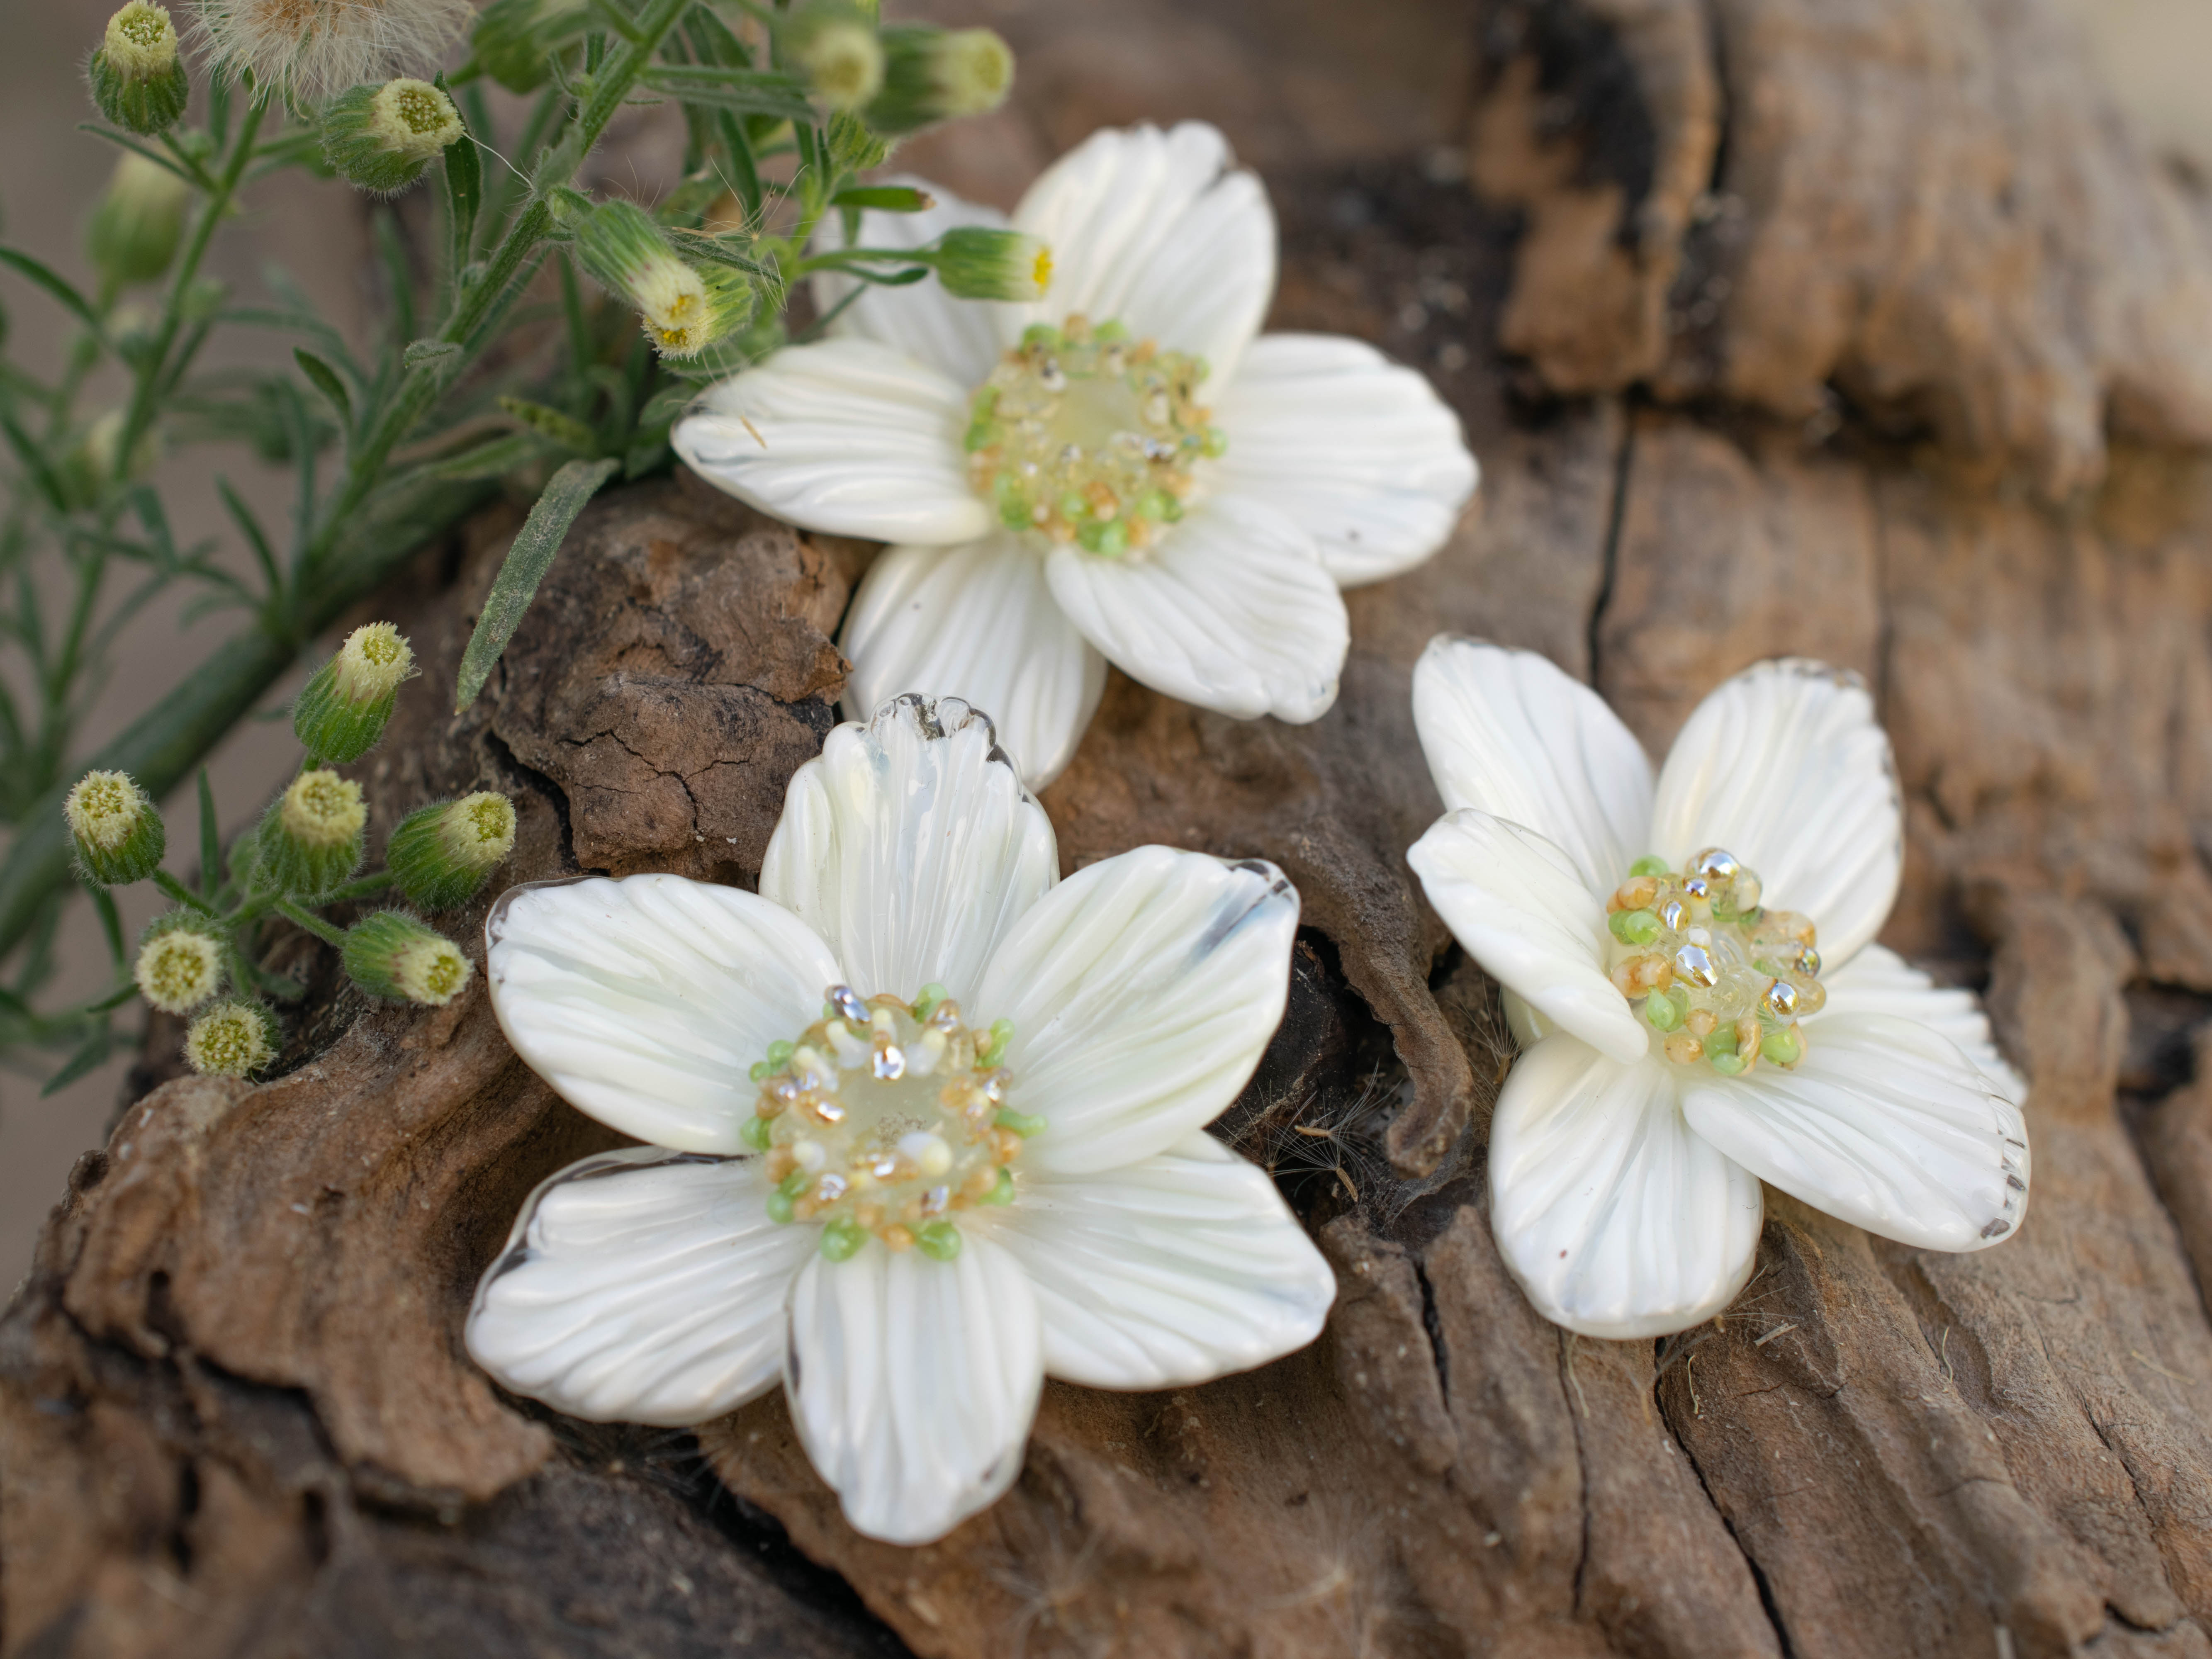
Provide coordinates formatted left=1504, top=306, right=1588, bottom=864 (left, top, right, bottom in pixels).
left=1406, top=641, right=2030, bottom=1340
left=465, top=694, right=1336, bottom=1545
left=673, top=121, right=1480, bottom=789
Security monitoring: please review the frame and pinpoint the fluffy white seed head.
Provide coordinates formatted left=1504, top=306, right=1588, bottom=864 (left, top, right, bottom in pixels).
left=193, top=0, right=472, bottom=102
left=136, top=928, right=224, bottom=1014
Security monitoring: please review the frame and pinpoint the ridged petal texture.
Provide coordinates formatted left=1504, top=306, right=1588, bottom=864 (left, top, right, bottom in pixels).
left=759, top=695, right=1058, bottom=1007
left=1407, top=810, right=1650, bottom=1065
left=1489, top=1035, right=1764, bottom=1340
left=976, top=847, right=1300, bottom=1175
left=484, top=875, right=842, bottom=1153
left=813, top=180, right=1010, bottom=386
left=1820, top=943, right=2026, bottom=1101
left=1005, top=121, right=1276, bottom=387
left=785, top=1231, right=1042, bottom=1545
left=836, top=537, right=1106, bottom=791
left=1649, top=659, right=1902, bottom=966
left=672, top=337, right=990, bottom=544
left=466, top=1149, right=811, bottom=1425
left=1213, top=333, right=1478, bottom=586
left=999, top=1131, right=1337, bottom=1389
left=1044, top=494, right=1346, bottom=723
left=1411, top=637, right=1654, bottom=895
left=1681, top=1012, right=2031, bottom=1251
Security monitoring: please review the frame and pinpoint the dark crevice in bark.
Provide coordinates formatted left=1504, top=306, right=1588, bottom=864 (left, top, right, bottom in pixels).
left=1411, top=1256, right=1452, bottom=1412
left=483, top=728, right=584, bottom=876
left=1655, top=1369, right=1798, bottom=1659
left=1587, top=399, right=1637, bottom=690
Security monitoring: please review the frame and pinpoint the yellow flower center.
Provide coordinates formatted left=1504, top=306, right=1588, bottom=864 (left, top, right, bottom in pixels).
left=749, top=985, right=1032, bottom=1260
left=1603, top=848, right=1823, bottom=1075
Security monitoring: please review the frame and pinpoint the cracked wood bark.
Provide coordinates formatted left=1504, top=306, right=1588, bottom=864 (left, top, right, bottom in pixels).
left=10, top=0, right=2212, bottom=1654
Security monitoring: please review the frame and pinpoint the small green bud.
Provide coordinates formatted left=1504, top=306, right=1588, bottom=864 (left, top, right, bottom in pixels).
left=254, top=769, right=366, bottom=899
left=57, top=409, right=158, bottom=508
left=1761, top=1027, right=1804, bottom=1067
left=470, top=0, right=588, bottom=93
left=783, top=3, right=883, bottom=112
left=342, top=909, right=474, bottom=1006
left=866, top=25, right=1013, bottom=137
left=1629, top=854, right=1670, bottom=878
left=993, top=1107, right=1044, bottom=1138
left=321, top=78, right=465, bottom=196
left=569, top=199, right=747, bottom=359
left=134, top=912, right=226, bottom=1014
left=183, top=998, right=278, bottom=1078
left=385, top=790, right=517, bottom=912
left=825, top=108, right=889, bottom=175
left=86, top=152, right=191, bottom=288
left=88, top=3, right=188, bottom=136
left=66, top=769, right=165, bottom=886
left=740, top=1114, right=774, bottom=1151
left=1643, top=992, right=1682, bottom=1033
left=980, top=1017, right=1015, bottom=1067
left=915, top=1220, right=962, bottom=1261
left=931, top=226, right=1051, bottom=302
left=979, top=1167, right=1015, bottom=1206
left=1708, top=1051, right=1749, bottom=1077
left=820, top=1217, right=867, bottom=1261
left=766, top=1189, right=796, bottom=1224
left=293, top=622, right=416, bottom=764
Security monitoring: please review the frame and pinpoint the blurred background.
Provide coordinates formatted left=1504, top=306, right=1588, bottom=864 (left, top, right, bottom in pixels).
left=1, top=0, right=2207, bottom=1292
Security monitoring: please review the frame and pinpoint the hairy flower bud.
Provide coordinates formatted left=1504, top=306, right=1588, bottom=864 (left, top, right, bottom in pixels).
left=322, top=78, right=465, bottom=195
left=293, top=622, right=416, bottom=764
left=343, top=910, right=474, bottom=1006
left=470, top=0, right=587, bottom=92
left=824, top=109, right=889, bottom=176
left=255, top=768, right=366, bottom=898
left=385, top=791, right=516, bottom=911
left=866, top=26, right=1012, bottom=137
left=134, top=912, right=226, bottom=1014
left=66, top=769, right=166, bottom=886
left=783, top=3, right=883, bottom=112
left=86, top=152, right=191, bottom=289
left=183, top=997, right=278, bottom=1078
left=931, top=226, right=1051, bottom=302
left=89, top=2, right=190, bottom=135
left=570, top=199, right=750, bottom=359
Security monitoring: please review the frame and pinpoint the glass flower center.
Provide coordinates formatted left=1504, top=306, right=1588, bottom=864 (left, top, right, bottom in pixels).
left=963, top=314, right=1226, bottom=557
left=1602, top=847, right=1824, bottom=1075
left=745, top=984, right=1034, bottom=1260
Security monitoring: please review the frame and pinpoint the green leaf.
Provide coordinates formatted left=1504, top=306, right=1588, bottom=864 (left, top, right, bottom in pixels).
left=88, top=884, right=127, bottom=970
left=0, top=247, right=105, bottom=336
left=636, top=66, right=814, bottom=121
left=41, top=1022, right=114, bottom=1097
left=0, top=410, right=70, bottom=513
left=425, top=430, right=548, bottom=481
left=831, top=186, right=937, bottom=213
left=438, top=75, right=483, bottom=282
left=497, top=394, right=598, bottom=454
left=74, top=123, right=200, bottom=186
left=198, top=769, right=220, bottom=899
left=453, top=457, right=620, bottom=712
left=215, top=476, right=282, bottom=598
left=404, top=338, right=464, bottom=368
left=293, top=348, right=353, bottom=434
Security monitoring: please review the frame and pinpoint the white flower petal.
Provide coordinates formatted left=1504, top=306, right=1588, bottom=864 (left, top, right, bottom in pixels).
left=759, top=694, right=1058, bottom=1007
left=1043, top=495, right=1346, bottom=723
left=1818, top=944, right=2026, bottom=1102
left=1407, top=810, right=1650, bottom=1065
left=1212, top=334, right=1478, bottom=587
left=1490, top=1034, right=1764, bottom=1340
left=837, top=536, right=1107, bottom=791
left=486, top=876, right=842, bottom=1153
left=673, top=338, right=991, bottom=544
left=1008, top=121, right=1275, bottom=386
left=1649, top=660, right=1901, bottom=966
left=785, top=1232, right=1041, bottom=1545
left=1679, top=1012, right=2031, bottom=1252
left=974, top=848, right=1299, bottom=1177
left=998, top=1131, right=1335, bottom=1390
left=1410, top=637, right=1654, bottom=896
left=466, top=1148, right=812, bottom=1426
left=813, top=179, right=1012, bottom=387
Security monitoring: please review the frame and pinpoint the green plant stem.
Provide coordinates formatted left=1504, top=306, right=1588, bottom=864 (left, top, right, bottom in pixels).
left=273, top=897, right=345, bottom=948
left=151, top=870, right=216, bottom=914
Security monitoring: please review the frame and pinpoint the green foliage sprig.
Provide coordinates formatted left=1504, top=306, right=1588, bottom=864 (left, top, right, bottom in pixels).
left=0, top=0, right=1024, bottom=1089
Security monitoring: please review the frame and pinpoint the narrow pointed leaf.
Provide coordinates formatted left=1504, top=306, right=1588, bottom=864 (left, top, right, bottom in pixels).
left=454, top=457, right=620, bottom=711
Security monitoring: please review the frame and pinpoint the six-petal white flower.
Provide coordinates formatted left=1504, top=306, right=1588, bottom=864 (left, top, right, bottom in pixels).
left=1406, top=640, right=2031, bottom=1339
left=465, top=695, right=1335, bottom=1545
left=672, top=121, right=1480, bottom=788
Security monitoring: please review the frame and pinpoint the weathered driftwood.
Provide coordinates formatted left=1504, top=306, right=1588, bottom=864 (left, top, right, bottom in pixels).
left=11, top=0, right=2212, bottom=1653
